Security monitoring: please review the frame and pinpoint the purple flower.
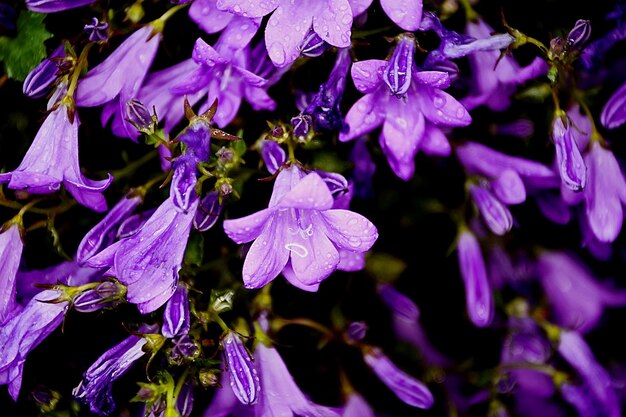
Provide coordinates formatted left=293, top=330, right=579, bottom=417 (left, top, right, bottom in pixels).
left=261, top=140, right=287, bottom=174
left=469, top=184, right=513, bottom=236
left=363, top=348, right=434, bottom=409
left=582, top=141, right=626, bottom=243
left=537, top=251, right=626, bottom=333
left=222, top=331, right=260, bottom=405
left=23, top=44, right=66, bottom=98
left=72, top=281, right=124, bottom=313
left=256, top=343, right=340, bottom=416
left=223, top=165, right=378, bottom=290
left=25, top=0, right=94, bottom=13
left=462, top=19, right=548, bottom=111
left=194, top=191, right=223, bottom=231
left=73, top=334, right=150, bottom=415
left=567, top=19, right=591, bottom=49
left=601, top=80, right=626, bottom=129
left=216, top=0, right=354, bottom=67
left=86, top=195, right=198, bottom=314
left=76, top=25, right=161, bottom=139
left=552, top=113, right=587, bottom=191
left=456, top=230, right=493, bottom=327
left=77, top=193, right=143, bottom=265
left=0, top=104, right=113, bottom=212
left=378, top=0, right=422, bottom=31
left=0, top=224, right=23, bottom=325
left=162, top=285, right=190, bottom=338
left=0, top=290, right=68, bottom=400
left=557, top=330, right=620, bottom=417
left=299, top=28, right=331, bottom=57
left=340, top=34, right=471, bottom=180
left=189, top=0, right=236, bottom=34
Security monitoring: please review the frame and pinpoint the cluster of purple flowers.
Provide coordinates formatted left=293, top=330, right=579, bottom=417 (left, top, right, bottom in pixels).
left=2, top=0, right=626, bottom=416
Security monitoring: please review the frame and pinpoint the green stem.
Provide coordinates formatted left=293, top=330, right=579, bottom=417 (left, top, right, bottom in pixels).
left=458, top=0, right=479, bottom=22
left=64, top=43, right=94, bottom=103
left=151, top=3, right=188, bottom=33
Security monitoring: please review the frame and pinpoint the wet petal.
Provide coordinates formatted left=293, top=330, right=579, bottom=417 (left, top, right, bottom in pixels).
left=265, top=2, right=314, bottom=67
left=223, top=208, right=273, bottom=244
left=350, top=59, right=386, bottom=93
left=216, top=0, right=278, bottom=17
left=339, top=93, right=385, bottom=142
left=277, top=172, right=334, bottom=210
left=242, top=214, right=290, bottom=288
left=380, top=0, right=422, bottom=31
left=313, top=0, right=352, bottom=47
left=320, top=209, right=378, bottom=252
left=418, top=87, right=471, bottom=127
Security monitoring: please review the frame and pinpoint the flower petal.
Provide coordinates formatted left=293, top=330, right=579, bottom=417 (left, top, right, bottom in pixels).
left=418, top=87, right=471, bottom=127
left=242, top=215, right=290, bottom=288
left=380, top=0, right=422, bottom=31
left=223, top=208, right=273, bottom=244
left=216, top=0, right=279, bottom=18
left=189, top=0, right=234, bottom=34
left=350, top=60, right=386, bottom=94
left=339, top=93, right=385, bottom=142
left=265, top=3, right=314, bottom=67
left=277, top=172, right=334, bottom=210
left=321, top=209, right=378, bottom=252
left=601, top=80, right=626, bottom=129
left=312, top=0, right=352, bottom=47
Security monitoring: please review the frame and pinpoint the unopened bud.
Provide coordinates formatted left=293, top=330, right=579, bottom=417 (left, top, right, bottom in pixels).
left=23, top=45, right=66, bottom=98
left=291, top=114, right=312, bottom=141
left=199, top=369, right=221, bottom=388
left=126, top=98, right=157, bottom=135
left=383, top=34, right=415, bottom=97
left=222, top=331, right=260, bottom=405
left=194, top=192, right=222, bottom=232
left=210, top=289, right=235, bottom=313
left=216, top=147, right=235, bottom=163
left=567, top=20, right=591, bottom=49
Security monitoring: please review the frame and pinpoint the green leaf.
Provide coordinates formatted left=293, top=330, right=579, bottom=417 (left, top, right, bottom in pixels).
left=183, top=232, right=204, bottom=268
left=0, top=11, right=53, bottom=81
left=232, top=137, right=247, bottom=157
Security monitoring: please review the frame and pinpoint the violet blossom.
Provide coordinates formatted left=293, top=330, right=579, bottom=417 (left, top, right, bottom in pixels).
left=222, top=331, right=260, bottom=405
left=0, top=223, right=23, bottom=325
left=23, top=44, right=66, bottom=99
left=537, top=251, right=626, bottom=333
left=601, top=80, right=626, bottom=129
left=469, top=183, right=514, bottom=236
left=25, top=0, right=95, bottom=13
left=0, top=103, right=113, bottom=212
left=76, top=25, right=161, bottom=139
left=340, top=34, right=471, bottom=180
left=162, top=285, right=191, bottom=338
left=215, top=0, right=355, bottom=67
left=223, top=165, right=378, bottom=290
left=552, top=112, right=587, bottom=191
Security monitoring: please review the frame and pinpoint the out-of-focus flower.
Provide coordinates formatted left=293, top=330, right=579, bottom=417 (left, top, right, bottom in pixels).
left=223, top=165, right=377, bottom=290
left=26, top=0, right=95, bottom=13
left=0, top=103, right=113, bottom=212
left=0, top=224, right=23, bottom=325
left=456, top=230, right=493, bottom=327
left=601, top=80, right=626, bottom=129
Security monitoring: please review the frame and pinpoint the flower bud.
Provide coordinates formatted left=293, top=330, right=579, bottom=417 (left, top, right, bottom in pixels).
left=567, top=20, right=591, bottom=49
left=162, top=285, right=190, bottom=338
left=291, top=114, right=313, bottom=141
left=261, top=140, right=286, bottom=174
left=469, top=184, right=513, bottom=236
left=216, top=146, right=235, bottom=164
left=23, top=45, right=65, bottom=98
left=199, top=369, right=221, bottom=388
left=125, top=98, right=157, bottom=135
left=383, top=34, right=415, bottom=97
left=176, top=380, right=194, bottom=417
left=73, top=281, right=125, bottom=313
left=222, top=331, right=260, bottom=405
left=210, top=289, right=235, bottom=313
left=457, top=230, right=494, bottom=327
left=170, top=334, right=200, bottom=363
left=347, top=321, right=368, bottom=342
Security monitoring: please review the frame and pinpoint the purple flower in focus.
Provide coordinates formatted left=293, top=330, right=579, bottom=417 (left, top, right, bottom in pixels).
left=222, top=331, right=260, bottom=405
left=558, top=330, right=621, bottom=417
left=216, top=0, right=354, bottom=67
left=86, top=195, right=198, bottom=314
left=25, top=0, right=95, bottom=13
left=162, top=285, right=190, bottom=338
left=73, top=334, right=150, bottom=415
left=341, top=34, right=471, bottom=180
left=462, top=19, right=548, bottom=111
left=537, top=251, right=626, bottom=333
left=601, top=80, right=626, bottom=129
left=456, top=230, right=493, bottom=327
left=0, top=104, right=113, bottom=212
left=23, top=44, right=66, bottom=99
left=76, top=25, right=161, bottom=139
left=223, top=165, right=377, bottom=291
left=77, top=192, right=144, bottom=265
left=0, top=224, right=23, bottom=325
left=363, top=347, right=434, bottom=408
left=0, top=290, right=68, bottom=400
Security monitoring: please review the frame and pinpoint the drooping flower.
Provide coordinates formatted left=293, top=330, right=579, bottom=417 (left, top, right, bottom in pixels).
left=222, top=331, right=260, bottom=405
left=75, top=25, right=161, bottom=139
left=73, top=333, right=151, bottom=415
left=25, top=0, right=95, bottom=13
left=216, top=0, right=354, bottom=67
left=0, top=103, right=113, bottom=212
left=537, top=251, right=626, bottom=333
left=223, top=165, right=378, bottom=290
left=551, top=112, right=587, bottom=191
left=461, top=18, right=548, bottom=111
left=456, top=229, right=493, bottom=327
left=340, top=34, right=471, bottom=180
left=0, top=290, right=69, bottom=400
left=0, top=224, right=23, bottom=325
left=601, top=80, right=626, bottom=129
left=363, top=347, right=434, bottom=409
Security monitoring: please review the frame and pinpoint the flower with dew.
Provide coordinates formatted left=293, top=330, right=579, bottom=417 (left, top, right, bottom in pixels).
left=223, top=165, right=377, bottom=291
left=340, top=33, right=471, bottom=180
left=0, top=103, right=113, bottom=212
left=0, top=223, right=23, bottom=326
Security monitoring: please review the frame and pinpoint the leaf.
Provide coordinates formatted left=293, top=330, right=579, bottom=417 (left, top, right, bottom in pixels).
left=183, top=231, right=204, bottom=268
left=0, top=11, right=53, bottom=81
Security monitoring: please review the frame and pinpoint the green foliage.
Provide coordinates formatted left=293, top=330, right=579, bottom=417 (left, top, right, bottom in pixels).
left=0, top=11, right=53, bottom=81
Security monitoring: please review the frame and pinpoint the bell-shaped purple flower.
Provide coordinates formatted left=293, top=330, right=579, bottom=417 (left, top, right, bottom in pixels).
left=557, top=330, right=621, bottom=417
left=222, top=331, right=260, bottom=405
left=171, top=155, right=199, bottom=212
left=299, top=28, right=331, bottom=57
left=23, top=44, right=65, bottom=98
left=77, top=193, right=143, bottom=264
left=0, top=224, right=23, bottom=325
left=76, top=25, right=161, bottom=139
left=25, top=0, right=95, bottom=13
left=73, top=334, right=150, bottom=415
left=162, top=285, right=190, bottom=338
left=582, top=141, right=626, bottom=243
left=0, top=290, right=68, bottom=400
left=223, top=165, right=378, bottom=290
left=363, top=348, right=434, bottom=409
left=552, top=113, right=587, bottom=191
left=469, top=184, right=513, bottom=236
left=456, top=230, right=493, bottom=327
left=217, top=0, right=354, bottom=67
left=0, top=104, right=113, bottom=212
left=86, top=195, right=198, bottom=314
left=537, top=251, right=626, bottom=333
left=340, top=35, right=471, bottom=180
left=601, top=80, right=626, bottom=129
left=461, top=18, right=548, bottom=111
